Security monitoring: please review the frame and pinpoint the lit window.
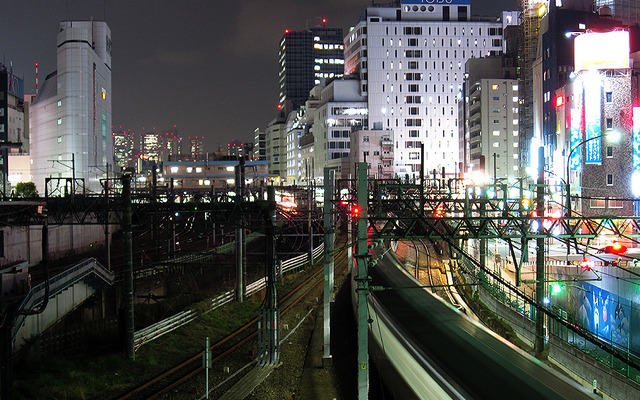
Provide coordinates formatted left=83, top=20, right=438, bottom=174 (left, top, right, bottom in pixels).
left=513, top=119, right=518, bottom=125
left=513, top=130, right=519, bottom=136
left=493, top=142, right=499, bottom=148
left=57, top=100, right=62, bottom=107
left=102, top=88, right=106, bottom=100
left=492, top=85, right=499, bottom=90
left=609, top=199, right=623, bottom=208
left=512, top=85, right=518, bottom=91
left=512, top=96, right=518, bottom=102
left=204, top=179, right=211, bottom=185
left=57, top=118, right=62, bottom=125
left=186, top=167, right=193, bottom=173
left=195, top=167, right=202, bottom=173
left=57, top=136, right=62, bottom=143
left=170, top=167, right=179, bottom=173
left=493, top=130, right=500, bottom=136
left=198, top=179, right=204, bottom=185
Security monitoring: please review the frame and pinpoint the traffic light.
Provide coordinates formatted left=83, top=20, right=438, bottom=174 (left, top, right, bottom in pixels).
left=433, top=204, right=444, bottom=218
left=551, top=283, right=563, bottom=295
left=351, top=205, right=361, bottom=218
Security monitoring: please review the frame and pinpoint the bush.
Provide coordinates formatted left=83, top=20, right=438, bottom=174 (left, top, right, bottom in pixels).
left=14, top=181, right=38, bottom=198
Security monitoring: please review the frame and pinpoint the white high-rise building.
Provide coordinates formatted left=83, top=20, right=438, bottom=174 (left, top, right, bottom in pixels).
left=344, top=1, right=517, bottom=180
left=30, top=20, right=112, bottom=195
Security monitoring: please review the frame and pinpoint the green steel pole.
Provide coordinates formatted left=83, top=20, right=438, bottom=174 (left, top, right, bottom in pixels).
left=355, top=162, right=370, bottom=399
left=122, top=174, right=135, bottom=361
left=535, top=146, right=546, bottom=356
left=323, top=168, right=335, bottom=364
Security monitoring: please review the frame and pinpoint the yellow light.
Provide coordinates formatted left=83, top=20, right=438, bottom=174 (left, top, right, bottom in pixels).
left=538, top=4, right=547, bottom=17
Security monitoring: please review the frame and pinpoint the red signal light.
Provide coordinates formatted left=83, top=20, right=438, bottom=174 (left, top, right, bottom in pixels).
left=600, top=241, right=628, bottom=255
left=579, top=259, right=593, bottom=271
left=322, top=18, right=327, bottom=23
left=555, top=95, right=565, bottom=107
left=352, top=205, right=361, bottom=217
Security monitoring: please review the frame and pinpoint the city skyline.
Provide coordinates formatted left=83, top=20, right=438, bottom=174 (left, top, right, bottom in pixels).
left=1, top=0, right=516, bottom=151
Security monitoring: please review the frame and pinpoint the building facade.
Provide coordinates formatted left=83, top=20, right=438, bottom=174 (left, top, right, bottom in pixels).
left=312, top=79, right=367, bottom=180
left=30, top=20, right=113, bottom=195
left=555, top=30, right=639, bottom=217
left=278, top=25, right=344, bottom=111
left=460, top=57, right=519, bottom=182
left=344, top=1, right=517, bottom=180
left=0, top=67, right=27, bottom=196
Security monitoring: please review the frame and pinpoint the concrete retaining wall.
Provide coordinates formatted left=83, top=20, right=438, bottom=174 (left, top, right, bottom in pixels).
left=1, top=224, right=108, bottom=267
left=549, top=336, right=640, bottom=400
left=477, top=284, right=640, bottom=399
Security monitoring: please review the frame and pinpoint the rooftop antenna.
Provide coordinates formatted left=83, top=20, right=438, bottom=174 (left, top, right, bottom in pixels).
left=35, top=62, right=39, bottom=95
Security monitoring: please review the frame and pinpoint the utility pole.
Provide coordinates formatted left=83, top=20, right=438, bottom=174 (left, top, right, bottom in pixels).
left=323, top=168, right=335, bottom=366
left=308, top=183, right=313, bottom=267
left=355, top=162, right=370, bottom=399
left=152, top=165, right=159, bottom=262
left=122, top=175, right=135, bottom=361
left=235, top=158, right=246, bottom=302
left=535, top=146, right=546, bottom=356
left=259, top=186, right=280, bottom=364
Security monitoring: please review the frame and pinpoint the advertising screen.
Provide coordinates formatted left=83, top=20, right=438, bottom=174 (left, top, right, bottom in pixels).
left=574, top=30, right=629, bottom=71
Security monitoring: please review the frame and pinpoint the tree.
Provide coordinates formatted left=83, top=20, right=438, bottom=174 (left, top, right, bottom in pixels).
left=14, top=182, right=38, bottom=198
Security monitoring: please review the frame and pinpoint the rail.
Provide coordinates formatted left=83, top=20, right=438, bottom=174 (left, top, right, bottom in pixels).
left=133, top=242, right=325, bottom=347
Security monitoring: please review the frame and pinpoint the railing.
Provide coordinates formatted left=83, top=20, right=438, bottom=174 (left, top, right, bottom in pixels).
left=132, top=242, right=325, bottom=348
left=459, top=252, right=640, bottom=384
left=12, top=258, right=114, bottom=343
left=131, top=232, right=262, bottom=281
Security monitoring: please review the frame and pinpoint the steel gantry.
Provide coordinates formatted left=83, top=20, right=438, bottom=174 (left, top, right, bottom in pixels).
left=336, top=162, right=640, bottom=400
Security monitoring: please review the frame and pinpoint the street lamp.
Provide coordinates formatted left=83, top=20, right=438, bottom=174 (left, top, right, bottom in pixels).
left=565, top=130, right=620, bottom=218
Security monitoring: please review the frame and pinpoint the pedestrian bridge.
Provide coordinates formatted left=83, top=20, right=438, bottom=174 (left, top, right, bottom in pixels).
left=11, top=258, right=114, bottom=351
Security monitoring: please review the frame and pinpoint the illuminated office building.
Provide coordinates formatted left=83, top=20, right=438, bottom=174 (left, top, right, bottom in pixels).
left=30, top=20, right=112, bottom=194
left=344, top=1, right=517, bottom=180
left=278, top=23, right=344, bottom=111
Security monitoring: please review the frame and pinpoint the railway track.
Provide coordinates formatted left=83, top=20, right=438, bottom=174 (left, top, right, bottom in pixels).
left=116, top=252, right=340, bottom=400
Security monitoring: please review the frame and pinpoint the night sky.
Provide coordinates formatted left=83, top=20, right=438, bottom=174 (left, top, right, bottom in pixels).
left=2, top=0, right=516, bottom=151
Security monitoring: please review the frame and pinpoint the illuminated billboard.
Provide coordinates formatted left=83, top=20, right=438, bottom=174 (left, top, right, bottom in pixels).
left=574, top=30, right=630, bottom=71
left=584, top=75, right=602, bottom=164
left=569, top=109, right=581, bottom=171
left=402, top=0, right=470, bottom=4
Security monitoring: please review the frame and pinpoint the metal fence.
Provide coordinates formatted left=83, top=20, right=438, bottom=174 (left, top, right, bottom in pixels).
left=133, top=242, right=325, bottom=348
left=458, top=254, right=640, bottom=384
